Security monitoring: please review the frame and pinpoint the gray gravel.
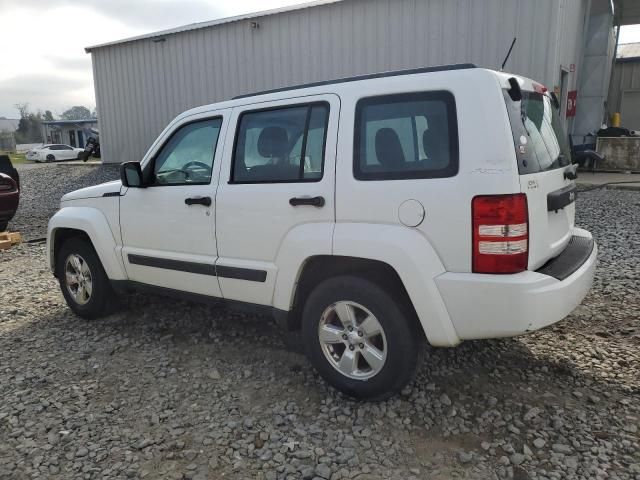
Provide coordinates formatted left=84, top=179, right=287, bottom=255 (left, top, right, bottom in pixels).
left=10, top=164, right=119, bottom=240
left=0, top=168, right=638, bottom=479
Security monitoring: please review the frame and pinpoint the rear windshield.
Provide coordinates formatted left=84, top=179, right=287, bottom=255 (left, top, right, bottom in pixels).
left=503, top=90, right=571, bottom=175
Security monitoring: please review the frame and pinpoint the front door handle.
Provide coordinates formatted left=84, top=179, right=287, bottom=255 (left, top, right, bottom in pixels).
left=185, top=196, right=212, bottom=207
left=289, top=196, right=325, bottom=207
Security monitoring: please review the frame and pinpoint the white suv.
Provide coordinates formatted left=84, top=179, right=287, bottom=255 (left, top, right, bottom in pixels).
left=47, top=65, right=597, bottom=399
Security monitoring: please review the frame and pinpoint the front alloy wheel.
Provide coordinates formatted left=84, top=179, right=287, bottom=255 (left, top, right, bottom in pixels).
left=64, top=253, right=93, bottom=305
left=56, top=237, right=115, bottom=319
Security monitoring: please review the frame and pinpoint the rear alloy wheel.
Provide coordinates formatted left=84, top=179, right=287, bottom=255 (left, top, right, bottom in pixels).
left=302, top=275, right=421, bottom=400
left=56, top=237, right=114, bottom=319
left=318, top=301, right=387, bottom=380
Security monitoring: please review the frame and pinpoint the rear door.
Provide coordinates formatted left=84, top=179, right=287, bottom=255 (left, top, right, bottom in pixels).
left=503, top=88, right=575, bottom=269
left=215, top=94, right=339, bottom=306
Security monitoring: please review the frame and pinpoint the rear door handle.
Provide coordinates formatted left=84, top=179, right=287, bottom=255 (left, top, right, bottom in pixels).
left=289, top=196, right=325, bottom=207
left=185, top=196, right=212, bottom=207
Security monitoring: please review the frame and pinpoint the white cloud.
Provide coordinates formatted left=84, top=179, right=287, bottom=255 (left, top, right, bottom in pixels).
left=0, top=0, right=310, bottom=118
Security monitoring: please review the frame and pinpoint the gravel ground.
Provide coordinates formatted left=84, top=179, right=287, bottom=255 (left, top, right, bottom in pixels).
left=0, top=166, right=638, bottom=480
left=10, top=164, right=119, bottom=240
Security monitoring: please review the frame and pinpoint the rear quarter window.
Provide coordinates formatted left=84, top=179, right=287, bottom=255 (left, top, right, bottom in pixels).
left=354, top=91, right=459, bottom=181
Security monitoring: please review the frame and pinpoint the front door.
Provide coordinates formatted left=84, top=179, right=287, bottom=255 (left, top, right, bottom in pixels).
left=69, top=130, right=76, bottom=147
left=119, top=111, right=228, bottom=296
left=215, top=95, right=340, bottom=306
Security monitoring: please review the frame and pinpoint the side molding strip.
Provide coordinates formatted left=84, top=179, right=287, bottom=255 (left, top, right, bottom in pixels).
left=128, top=254, right=217, bottom=276
left=127, top=254, right=267, bottom=282
left=216, top=265, right=268, bottom=283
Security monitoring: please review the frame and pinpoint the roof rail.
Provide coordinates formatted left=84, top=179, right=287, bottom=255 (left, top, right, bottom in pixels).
left=233, top=63, right=477, bottom=100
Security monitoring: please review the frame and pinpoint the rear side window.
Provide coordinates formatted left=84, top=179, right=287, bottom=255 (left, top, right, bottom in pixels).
left=354, top=91, right=458, bottom=181
left=503, top=91, right=571, bottom=174
left=232, top=103, right=329, bottom=183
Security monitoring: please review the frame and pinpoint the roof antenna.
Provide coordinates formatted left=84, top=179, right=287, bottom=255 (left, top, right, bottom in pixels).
left=501, top=37, right=517, bottom=71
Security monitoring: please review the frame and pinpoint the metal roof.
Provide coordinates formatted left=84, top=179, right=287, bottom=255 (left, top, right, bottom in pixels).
left=85, top=0, right=344, bottom=52
left=617, top=42, right=640, bottom=61
left=42, top=119, right=98, bottom=125
left=614, top=0, right=640, bottom=25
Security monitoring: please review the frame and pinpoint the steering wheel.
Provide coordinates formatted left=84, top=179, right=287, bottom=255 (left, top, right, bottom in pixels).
left=183, top=161, right=210, bottom=172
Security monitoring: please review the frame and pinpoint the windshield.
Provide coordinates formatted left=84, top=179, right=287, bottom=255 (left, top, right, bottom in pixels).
left=503, top=90, right=571, bottom=175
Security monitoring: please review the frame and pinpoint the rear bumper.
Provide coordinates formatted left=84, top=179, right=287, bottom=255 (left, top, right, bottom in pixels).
left=435, top=228, right=597, bottom=340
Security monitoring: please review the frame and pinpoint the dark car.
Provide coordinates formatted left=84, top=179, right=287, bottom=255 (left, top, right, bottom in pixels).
left=0, top=155, right=20, bottom=231
left=0, top=173, right=19, bottom=231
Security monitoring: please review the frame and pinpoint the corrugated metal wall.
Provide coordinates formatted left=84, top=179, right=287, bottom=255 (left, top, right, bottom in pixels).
left=91, top=0, right=589, bottom=164
left=608, top=59, right=640, bottom=116
left=573, top=0, right=616, bottom=143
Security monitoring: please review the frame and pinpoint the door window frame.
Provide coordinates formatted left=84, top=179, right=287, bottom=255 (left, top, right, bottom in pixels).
left=229, top=101, right=330, bottom=185
left=142, top=116, right=224, bottom=187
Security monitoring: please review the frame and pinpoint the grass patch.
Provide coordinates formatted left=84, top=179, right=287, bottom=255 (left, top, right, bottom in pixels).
left=0, top=151, right=28, bottom=165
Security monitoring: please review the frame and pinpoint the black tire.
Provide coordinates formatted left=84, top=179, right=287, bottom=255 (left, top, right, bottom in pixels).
left=302, top=275, right=421, bottom=400
left=56, top=237, right=114, bottom=319
left=0, top=220, right=7, bottom=232
left=46, top=154, right=55, bottom=163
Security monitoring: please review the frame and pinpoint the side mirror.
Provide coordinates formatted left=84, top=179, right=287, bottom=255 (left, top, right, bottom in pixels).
left=120, top=161, right=145, bottom=188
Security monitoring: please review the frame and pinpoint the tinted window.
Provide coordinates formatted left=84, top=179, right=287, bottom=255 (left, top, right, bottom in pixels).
left=503, top=91, right=571, bottom=174
left=152, top=118, right=222, bottom=186
left=232, top=103, right=329, bottom=183
left=354, top=91, right=458, bottom=180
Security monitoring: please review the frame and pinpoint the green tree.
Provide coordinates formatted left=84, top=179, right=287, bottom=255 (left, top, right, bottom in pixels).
left=14, top=103, right=43, bottom=143
left=43, top=110, right=55, bottom=121
left=61, top=106, right=92, bottom=120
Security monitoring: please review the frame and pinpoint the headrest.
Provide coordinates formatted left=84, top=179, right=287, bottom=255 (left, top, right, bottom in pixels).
left=375, top=128, right=405, bottom=168
left=258, top=127, right=288, bottom=158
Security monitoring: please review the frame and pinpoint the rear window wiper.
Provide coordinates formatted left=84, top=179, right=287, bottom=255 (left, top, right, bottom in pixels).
left=520, top=107, right=530, bottom=136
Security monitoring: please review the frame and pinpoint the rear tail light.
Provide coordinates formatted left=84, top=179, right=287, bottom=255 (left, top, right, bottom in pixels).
left=472, top=194, right=529, bottom=274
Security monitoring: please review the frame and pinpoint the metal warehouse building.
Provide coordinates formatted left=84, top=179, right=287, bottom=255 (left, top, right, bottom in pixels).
left=86, top=0, right=638, bottom=164
left=608, top=42, right=640, bottom=130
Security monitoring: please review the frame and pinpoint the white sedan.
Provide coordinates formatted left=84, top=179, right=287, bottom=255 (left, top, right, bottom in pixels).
left=26, top=144, right=84, bottom=162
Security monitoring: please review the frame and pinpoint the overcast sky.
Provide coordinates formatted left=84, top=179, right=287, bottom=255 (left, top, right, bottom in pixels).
left=0, top=1, right=639, bottom=119
left=0, top=0, right=311, bottom=118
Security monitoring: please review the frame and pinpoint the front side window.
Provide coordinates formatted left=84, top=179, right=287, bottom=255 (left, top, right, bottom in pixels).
left=151, top=118, right=222, bottom=186
left=354, top=91, right=458, bottom=180
left=232, top=103, right=329, bottom=183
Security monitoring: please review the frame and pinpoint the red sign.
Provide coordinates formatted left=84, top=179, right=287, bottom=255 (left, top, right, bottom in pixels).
left=566, top=90, right=578, bottom=117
